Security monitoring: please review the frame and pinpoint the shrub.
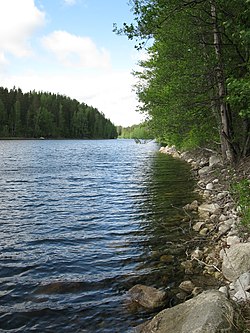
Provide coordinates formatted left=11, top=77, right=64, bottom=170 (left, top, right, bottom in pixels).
left=232, top=179, right=250, bottom=226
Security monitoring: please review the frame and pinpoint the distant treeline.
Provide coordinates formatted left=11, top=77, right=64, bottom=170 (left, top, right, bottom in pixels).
left=0, top=86, right=118, bottom=139
left=117, top=123, right=154, bottom=139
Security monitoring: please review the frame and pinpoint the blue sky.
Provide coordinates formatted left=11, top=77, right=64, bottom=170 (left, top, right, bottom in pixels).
left=0, top=0, right=145, bottom=126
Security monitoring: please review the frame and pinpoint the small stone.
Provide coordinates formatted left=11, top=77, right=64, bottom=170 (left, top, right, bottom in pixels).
left=207, top=267, right=216, bottom=274
left=213, top=178, right=219, bottom=184
left=183, top=200, right=199, bottom=212
left=180, top=260, right=193, bottom=274
left=218, top=224, right=231, bottom=234
left=219, top=214, right=227, bottom=221
left=206, top=223, right=214, bottom=231
left=203, top=247, right=210, bottom=254
left=223, top=218, right=235, bottom=227
left=179, top=280, right=195, bottom=293
left=193, top=221, right=205, bottom=232
left=172, top=152, right=180, bottom=158
left=189, top=200, right=199, bottom=211
left=214, top=271, right=222, bottom=279
left=210, top=214, right=217, bottom=221
left=203, top=190, right=211, bottom=198
left=218, top=286, right=228, bottom=296
left=160, top=255, right=174, bottom=263
left=200, top=158, right=208, bottom=167
left=206, top=183, right=213, bottom=190
left=198, top=203, right=220, bottom=219
left=198, top=166, right=211, bottom=177
left=183, top=203, right=190, bottom=210
left=226, top=235, right=240, bottom=246
left=206, top=251, right=216, bottom=261
left=209, top=155, right=222, bottom=167
left=128, top=284, right=166, bottom=309
left=229, top=282, right=235, bottom=290
left=223, top=202, right=234, bottom=212
left=191, top=248, right=203, bottom=260
left=227, top=229, right=238, bottom=237
left=191, top=162, right=199, bottom=170
left=199, top=228, right=209, bottom=236
left=192, top=287, right=203, bottom=296
left=176, top=291, right=188, bottom=300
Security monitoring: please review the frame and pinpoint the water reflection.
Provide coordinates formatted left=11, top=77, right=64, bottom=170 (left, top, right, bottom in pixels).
left=130, top=152, right=197, bottom=290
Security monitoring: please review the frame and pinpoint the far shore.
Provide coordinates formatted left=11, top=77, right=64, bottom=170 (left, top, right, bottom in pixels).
left=0, top=137, right=118, bottom=141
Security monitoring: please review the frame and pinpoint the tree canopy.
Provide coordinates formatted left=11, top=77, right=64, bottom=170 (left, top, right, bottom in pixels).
left=115, top=0, right=250, bottom=162
left=117, top=122, right=154, bottom=139
left=0, top=87, right=117, bottom=139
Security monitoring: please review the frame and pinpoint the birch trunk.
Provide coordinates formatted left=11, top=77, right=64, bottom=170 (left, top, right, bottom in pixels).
left=210, top=2, right=235, bottom=162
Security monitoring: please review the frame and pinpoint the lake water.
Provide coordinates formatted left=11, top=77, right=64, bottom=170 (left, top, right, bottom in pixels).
left=0, top=139, right=196, bottom=332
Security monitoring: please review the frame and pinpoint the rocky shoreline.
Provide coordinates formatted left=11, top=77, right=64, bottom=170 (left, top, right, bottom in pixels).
left=129, top=146, right=250, bottom=332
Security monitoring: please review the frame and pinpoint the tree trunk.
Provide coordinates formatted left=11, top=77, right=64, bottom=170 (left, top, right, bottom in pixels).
left=210, top=2, right=235, bottom=162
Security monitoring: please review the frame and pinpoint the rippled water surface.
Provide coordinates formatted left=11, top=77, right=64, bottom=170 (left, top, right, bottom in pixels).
left=0, top=139, right=196, bottom=332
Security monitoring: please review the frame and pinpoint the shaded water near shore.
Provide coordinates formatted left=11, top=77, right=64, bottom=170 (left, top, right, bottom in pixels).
left=0, top=139, right=197, bottom=332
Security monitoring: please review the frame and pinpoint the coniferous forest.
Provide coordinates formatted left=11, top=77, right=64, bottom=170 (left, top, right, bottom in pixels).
left=0, top=87, right=118, bottom=139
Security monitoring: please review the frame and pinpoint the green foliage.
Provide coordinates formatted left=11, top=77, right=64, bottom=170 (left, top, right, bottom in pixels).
left=227, top=77, right=250, bottom=119
left=116, top=0, right=250, bottom=159
left=118, top=122, right=154, bottom=139
left=0, top=86, right=118, bottom=139
left=231, top=179, right=250, bottom=226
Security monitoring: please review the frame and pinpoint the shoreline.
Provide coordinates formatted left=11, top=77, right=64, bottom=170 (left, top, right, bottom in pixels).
left=134, top=146, right=250, bottom=332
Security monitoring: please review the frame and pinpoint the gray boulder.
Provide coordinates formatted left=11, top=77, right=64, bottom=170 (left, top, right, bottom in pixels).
left=136, top=290, right=236, bottom=333
left=222, top=243, right=250, bottom=281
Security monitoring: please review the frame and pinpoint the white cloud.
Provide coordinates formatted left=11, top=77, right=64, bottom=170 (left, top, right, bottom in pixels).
left=0, top=0, right=45, bottom=64
left=41, top=31, right=111, bottom=69
left=0, top=52, right=8, bottom=67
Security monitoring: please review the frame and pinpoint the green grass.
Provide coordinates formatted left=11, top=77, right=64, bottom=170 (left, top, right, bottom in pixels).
left=231, top=179, right=250, bottom=226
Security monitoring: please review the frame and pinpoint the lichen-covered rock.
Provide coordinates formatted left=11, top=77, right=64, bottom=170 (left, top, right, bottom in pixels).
left=128, top=284, right=166, bottom=309
left=222, top=243, right=250, bottom=281
left=135, top=290, right=236, bottom=333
